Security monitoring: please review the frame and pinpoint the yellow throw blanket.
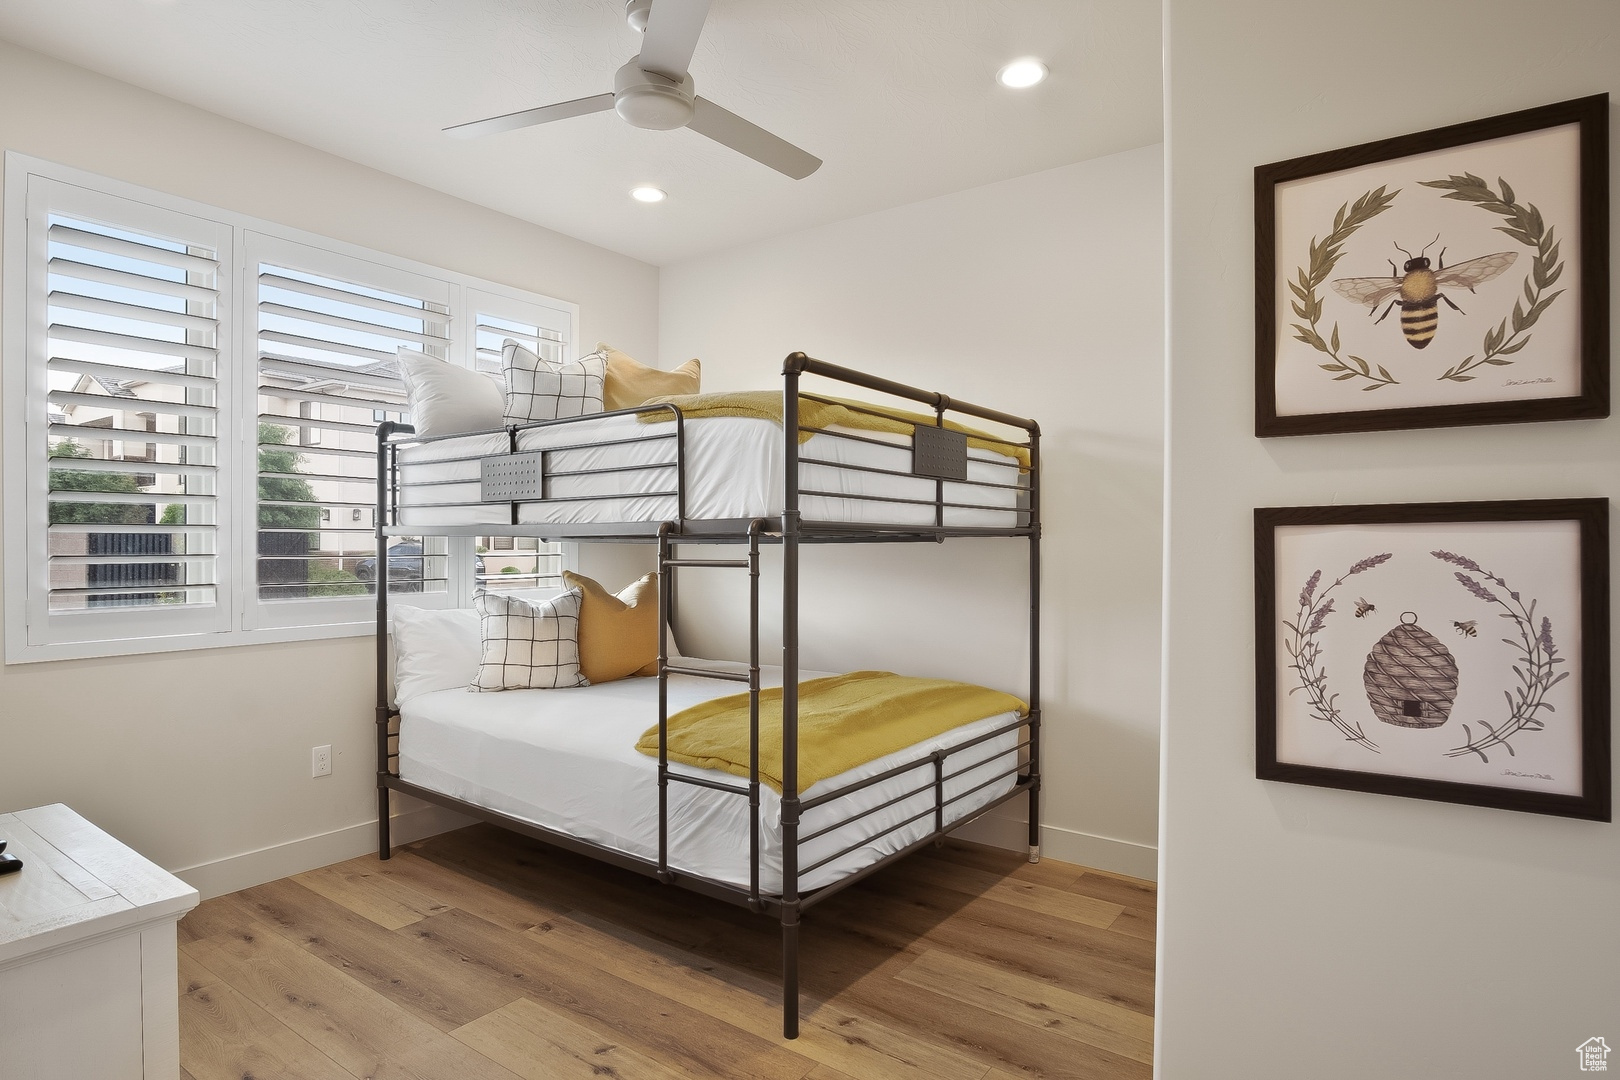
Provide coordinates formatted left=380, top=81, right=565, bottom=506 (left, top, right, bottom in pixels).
left=638, top=390, right=1030, bottom=468
left=636, top=670, right=1029, bottom=793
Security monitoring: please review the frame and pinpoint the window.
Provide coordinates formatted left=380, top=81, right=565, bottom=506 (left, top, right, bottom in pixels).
left=4, top=156, right=577, bottom=661
left=4, top=179, right=232, bottom=652
left=471, top=299, right=568, bottom=374
left=466, top=291, right=569, bottom=597
left=475, top=535, right=565, bottom=595
left=246, top=234, right=453, bottom=628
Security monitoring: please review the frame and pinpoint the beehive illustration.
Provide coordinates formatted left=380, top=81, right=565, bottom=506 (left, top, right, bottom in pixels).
left=1362, top=612, right=1459, bottom=729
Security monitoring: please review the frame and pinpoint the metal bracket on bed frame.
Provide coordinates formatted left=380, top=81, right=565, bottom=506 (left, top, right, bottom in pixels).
left=911, top=423, right=968, bottom=481
left=480, top=451, right=545, bottom=502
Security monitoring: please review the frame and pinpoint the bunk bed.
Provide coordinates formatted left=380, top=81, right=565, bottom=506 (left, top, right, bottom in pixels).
left=372, top=353, right=1041, bottom=1038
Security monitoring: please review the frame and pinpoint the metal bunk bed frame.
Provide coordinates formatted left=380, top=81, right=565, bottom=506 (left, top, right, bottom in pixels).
left=372, top=352, right=1041, bottom=1039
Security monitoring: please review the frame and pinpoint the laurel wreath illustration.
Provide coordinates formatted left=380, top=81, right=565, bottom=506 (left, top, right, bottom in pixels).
left=1421, top=175, right=1567, bottom=382
left=1284, top=552, right=1393, bottom=753
left=1288, top=175, right=1565, bottom=389
left=1288, top=186, right=1402, bottom=390
left=1433, top=550, right=1568, bottom=762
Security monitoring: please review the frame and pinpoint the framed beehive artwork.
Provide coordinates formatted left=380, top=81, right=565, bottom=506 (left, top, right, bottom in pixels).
left=1255, top=94, right=1608, bottom=436
left=1255, top=499, right=1609, bottom=820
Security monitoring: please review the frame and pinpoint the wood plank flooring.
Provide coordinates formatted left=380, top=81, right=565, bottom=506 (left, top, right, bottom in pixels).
left=178, top=825, right=1156, bottom=1080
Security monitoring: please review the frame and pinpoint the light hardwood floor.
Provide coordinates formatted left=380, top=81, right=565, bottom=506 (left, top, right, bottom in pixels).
left=177, top=825, right=1156, bottom=1080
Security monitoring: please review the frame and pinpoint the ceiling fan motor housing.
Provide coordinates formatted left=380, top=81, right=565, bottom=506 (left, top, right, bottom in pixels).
left=613, top=61, right=695, bottom=130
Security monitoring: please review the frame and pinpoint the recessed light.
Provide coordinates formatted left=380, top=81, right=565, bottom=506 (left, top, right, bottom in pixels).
left=996, top=58, right=1048, bottom=89
left=631, top=186, right=667, bottom=203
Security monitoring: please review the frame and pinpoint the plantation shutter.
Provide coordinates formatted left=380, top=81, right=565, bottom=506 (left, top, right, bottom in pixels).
left=247, top=234, right=453, bottom=622
left=471, top=300, right=568, bottom=374
left=19, top=179, right=234, bottom=648
left=6, top=158, right=582, bottom=661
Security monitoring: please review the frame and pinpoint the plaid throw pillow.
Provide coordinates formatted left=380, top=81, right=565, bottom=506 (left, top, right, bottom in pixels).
left=469, top=587, right=588, bottom=691
left=501, top=339, right=606, bottom=425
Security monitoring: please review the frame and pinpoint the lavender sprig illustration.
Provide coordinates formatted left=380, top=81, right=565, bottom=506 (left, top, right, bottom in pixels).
left=1432, top=551, right=1569, bottom=762
left=1283, top=553, right=1392, bottom=753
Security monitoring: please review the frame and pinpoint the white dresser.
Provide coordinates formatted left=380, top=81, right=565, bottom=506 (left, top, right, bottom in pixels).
left=0, top=804, right=198, bottom=1080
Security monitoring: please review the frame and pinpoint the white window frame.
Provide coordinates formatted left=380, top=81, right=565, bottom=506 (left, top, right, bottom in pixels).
left=5, top=175, right=236, bottom=656
left=3, top=154, right=579, bottom=663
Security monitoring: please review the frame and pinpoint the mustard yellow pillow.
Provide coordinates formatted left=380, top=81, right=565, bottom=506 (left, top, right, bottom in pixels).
left=562, top=570, right=662, bottom=682
left=598, top=343, right=701, bottom=412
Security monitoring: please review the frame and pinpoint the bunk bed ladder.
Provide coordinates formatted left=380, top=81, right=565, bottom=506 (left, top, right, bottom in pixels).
left=653, top=519, right=782, bottom=1015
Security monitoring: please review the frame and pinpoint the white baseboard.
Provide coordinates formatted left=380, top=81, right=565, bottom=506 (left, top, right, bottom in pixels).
left=172, top=801, right=1156, bottom=901
left=172, top=803, right=474, bottom=901
left=950, top=809, right=1158, bottom=881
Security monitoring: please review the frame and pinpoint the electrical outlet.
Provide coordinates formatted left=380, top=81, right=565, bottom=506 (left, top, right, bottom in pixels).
left=312, top=745, right=332, bottom=778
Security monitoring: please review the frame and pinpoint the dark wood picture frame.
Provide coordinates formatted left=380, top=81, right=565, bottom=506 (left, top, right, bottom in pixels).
left=1255, top=498, right=1609, bottom=820
left=1256, top=94, right=1609, bottom=436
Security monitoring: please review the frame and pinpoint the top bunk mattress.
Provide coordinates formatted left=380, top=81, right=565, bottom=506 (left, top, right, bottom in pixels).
left=392, top=411, right=1026, bottom=530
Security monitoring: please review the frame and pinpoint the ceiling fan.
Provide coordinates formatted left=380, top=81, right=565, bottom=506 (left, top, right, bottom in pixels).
left=444, top=0, right=822, bottom=180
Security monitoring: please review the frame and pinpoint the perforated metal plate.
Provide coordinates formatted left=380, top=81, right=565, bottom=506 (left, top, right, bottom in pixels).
left=912, top=424, right=968, bottom=481
left=480, top=452, right=545, bottom=501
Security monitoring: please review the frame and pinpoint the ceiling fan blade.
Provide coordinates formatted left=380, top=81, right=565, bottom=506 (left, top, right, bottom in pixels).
left=637, top=0, right=711, bottom=81
left=443, top=93, right=615, bottom=139
left=689, top=97, right=822, bottom=179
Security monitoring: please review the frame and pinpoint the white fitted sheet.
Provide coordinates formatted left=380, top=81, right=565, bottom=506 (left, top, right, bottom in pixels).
left=397, top=661, right=1021, bottom=894
left=394, top=412, right=1025, bottom=530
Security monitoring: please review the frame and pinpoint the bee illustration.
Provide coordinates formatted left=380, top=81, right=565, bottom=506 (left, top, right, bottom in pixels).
left=1354, top=597, right=1376, bottom=618
left=1331, top=237, right=1518, bottom=350
left=1453, top=620, right=1478, bottom=638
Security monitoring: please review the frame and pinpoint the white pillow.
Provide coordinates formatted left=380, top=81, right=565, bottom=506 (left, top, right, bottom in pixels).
left=501, top=339, right=606, bottom=425
left=470, top=587, right=588, bottom=691
left=391, top=590, right=678, bottom=702
left=391, top=605, right=481, bottom=705
left=397, top=348, right=504, bottom=438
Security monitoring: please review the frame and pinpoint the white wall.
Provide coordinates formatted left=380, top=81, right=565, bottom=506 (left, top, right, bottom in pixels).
left=659, top=145, right=1164, bottom=878
left=1161, top=2, right=1619, bottom=1076
left=0, top=40, right=658, bottom=895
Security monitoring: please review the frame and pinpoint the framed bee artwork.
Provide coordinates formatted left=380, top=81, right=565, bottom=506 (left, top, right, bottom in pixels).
left=1255, top=94, right=1608, bottom=436
left=1255, top=498, right=1609, bottom=820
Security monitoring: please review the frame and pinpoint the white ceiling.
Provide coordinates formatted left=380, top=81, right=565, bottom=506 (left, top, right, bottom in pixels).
left=0, top=0, right=1162, bottom=266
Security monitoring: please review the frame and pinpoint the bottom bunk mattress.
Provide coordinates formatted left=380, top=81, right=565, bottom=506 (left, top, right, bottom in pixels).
left=397, top=662, right=1022, bottom=895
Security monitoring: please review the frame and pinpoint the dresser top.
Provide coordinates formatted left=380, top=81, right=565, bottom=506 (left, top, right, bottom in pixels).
left=0, top=803, right=197, bottom=966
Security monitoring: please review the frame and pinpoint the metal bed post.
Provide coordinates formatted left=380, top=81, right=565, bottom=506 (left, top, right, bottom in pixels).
left=780, top=354, right=805, bottom=1040
left=375, top=421, right=411, bottom=860
left=934, top=397, right=947, bottom=533
left=1026, top=425, right=1042, bottom=862
left=747, top=518, right=765, bottom=910
left=507, top=424, right=520, bottom=525
left=656, top=521, right=673, bottom=884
